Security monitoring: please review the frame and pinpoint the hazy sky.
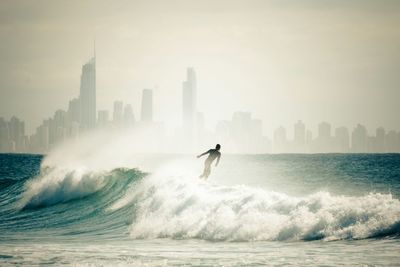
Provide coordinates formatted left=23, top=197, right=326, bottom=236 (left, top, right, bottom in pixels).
left=0, top=0, right=399, bottom=136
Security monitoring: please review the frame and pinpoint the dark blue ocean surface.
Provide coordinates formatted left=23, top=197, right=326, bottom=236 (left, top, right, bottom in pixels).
left=0, top=153, right=399, bottom=266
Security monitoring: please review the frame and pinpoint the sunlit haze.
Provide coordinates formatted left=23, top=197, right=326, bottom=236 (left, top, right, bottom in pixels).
left=1, top=0, right=400, bottom=153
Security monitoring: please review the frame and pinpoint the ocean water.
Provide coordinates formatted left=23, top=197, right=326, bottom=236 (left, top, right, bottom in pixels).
left=0, top=153, right=399, bottom=266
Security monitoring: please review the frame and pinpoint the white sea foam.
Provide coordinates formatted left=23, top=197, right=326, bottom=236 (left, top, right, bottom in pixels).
left=125, top=170, right=400, bottom=241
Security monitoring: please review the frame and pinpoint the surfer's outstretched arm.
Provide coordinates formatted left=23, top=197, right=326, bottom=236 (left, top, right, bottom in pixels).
left=197, top=150, right=210, bottom=158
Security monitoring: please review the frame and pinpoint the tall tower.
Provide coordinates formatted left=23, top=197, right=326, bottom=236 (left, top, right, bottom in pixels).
left=79, top=55, right=96, bottom=130
left=141, top=89, right=153, bottom=122
left=182, top=67, right=197, bottom=135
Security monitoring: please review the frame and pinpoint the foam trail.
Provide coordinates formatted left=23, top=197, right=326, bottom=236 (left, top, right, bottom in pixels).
left=125, top=171, right=400, bottom=241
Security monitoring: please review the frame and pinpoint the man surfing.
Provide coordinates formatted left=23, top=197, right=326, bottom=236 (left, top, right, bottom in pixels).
left=197, top=144, right=221, bottom=179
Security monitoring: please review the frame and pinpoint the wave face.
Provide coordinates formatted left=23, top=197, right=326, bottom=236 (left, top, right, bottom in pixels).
left=0, top=164, right=146, bottom=239
left=0, top=154, right=400, bottom=242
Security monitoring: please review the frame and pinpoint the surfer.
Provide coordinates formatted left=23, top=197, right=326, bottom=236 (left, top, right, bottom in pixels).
left=197, top=144, right=221, bottom=179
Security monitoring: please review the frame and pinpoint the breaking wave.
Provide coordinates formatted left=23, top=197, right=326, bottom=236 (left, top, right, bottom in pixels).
left=2, top=163, right=400, bottom=242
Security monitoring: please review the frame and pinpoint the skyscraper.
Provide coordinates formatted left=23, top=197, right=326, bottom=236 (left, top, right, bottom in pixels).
left=113, top=101, right=123, bottom=125
left=0, top=117, right=9, bottom=152
left=123, top=104, right=135, bottom=127
left=68, top=98, right=80, bottom=124
left=182, top=67, right=197, bottom=135
left=375, top=127, right=385, bottom=152
left=141, top=89, right=153, bottom=122
left=385, top=130, right=398, bottom=152
left=79, top=57, right=96, bottom=130
left=351, top=124, right=367, bottom=153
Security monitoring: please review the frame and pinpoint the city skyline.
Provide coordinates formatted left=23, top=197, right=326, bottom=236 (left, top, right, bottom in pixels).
left=0, top=55, right=399, bottom=154
left=1, top=1, right=400, bottom=136
left=1, top=52, right=399, bottom=138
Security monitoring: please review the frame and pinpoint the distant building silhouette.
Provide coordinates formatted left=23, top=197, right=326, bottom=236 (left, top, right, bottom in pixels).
left=79, top=57, right=96, bottom=130
left=3, top=59, right=400, bottom=155
left=274, top=126, right=287, bottom=153
left=53, top=110, right=67, bottom=144
left=67, top=98, right=80, bottom=124
left=385, top=130, right=399, bottom=153
left=375, top=127, right=385, bottom=153
left=141, top=89, right=153, bottom=122
left=294, top=120, right=306, bottom=145
left=182, top=68, right=197, bottom=136
left=293, top=120, right=306, bottom=152
left=306, top=130, right=313, bottom=153
left=351, top=124, right=367, bottom=153
left=113, top=101, right=123, bottom=125
left=0, top=118, right=9, bottom=151
left=123, top=104, right=135, bottom=127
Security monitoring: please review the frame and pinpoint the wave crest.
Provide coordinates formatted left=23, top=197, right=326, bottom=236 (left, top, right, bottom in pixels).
left=17, top=167, right=144, bottom=209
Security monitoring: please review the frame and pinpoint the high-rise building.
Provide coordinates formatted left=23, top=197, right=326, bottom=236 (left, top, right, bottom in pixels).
left=182, top=67, right=197, bottom=135
left=351, top=124, right=367, bottom=153
left=123, top=104, right=135, bottom=127
left=0, top=117, right=9, bottom=152
left=375, top=127, right=385, bottom=153
left=53, top=110, right=67, bottom=144
left=8, top=116, right=25, bottom=151
left=141, top=89, right=153, bottom=122
left=385, top=130, right=398, bottom=153
left=113, top=101, right=123, bottom=125
left=68, top=98, right=80, bottom=124
left=397, top=132, right=400, bottom=152
left=79, top=57, right=96, bottom=130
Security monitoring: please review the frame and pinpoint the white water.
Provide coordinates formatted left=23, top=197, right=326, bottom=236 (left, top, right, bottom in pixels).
left=106, top=164, right=400, bottom=241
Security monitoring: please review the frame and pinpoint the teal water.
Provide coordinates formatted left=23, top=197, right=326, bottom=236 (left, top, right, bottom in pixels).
left=0, top=153, right=399, bottom=266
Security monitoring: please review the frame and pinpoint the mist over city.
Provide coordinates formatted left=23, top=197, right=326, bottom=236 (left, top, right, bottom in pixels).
left=1, top=59, right=400, bottom=154
left=1, top=0, right=400, bottom=154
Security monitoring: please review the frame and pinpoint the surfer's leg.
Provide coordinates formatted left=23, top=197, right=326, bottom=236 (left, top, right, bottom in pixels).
left=204, top=163, right=211, bottom=179
left=200, top=162, right=211, bottom=179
